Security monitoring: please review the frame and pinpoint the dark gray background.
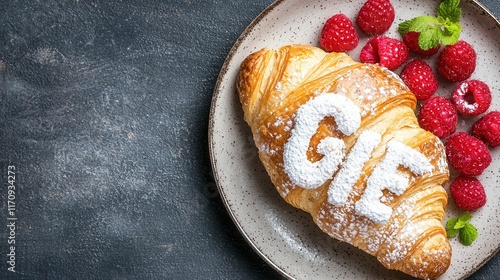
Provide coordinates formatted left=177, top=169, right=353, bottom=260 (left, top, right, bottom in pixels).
left=0, top=0, right=498, bottom=279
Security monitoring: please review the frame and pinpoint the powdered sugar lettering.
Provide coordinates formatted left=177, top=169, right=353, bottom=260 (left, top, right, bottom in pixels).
left=283, top=93, right=432, bottom=223
left=283, top=94, right=360, bottom=189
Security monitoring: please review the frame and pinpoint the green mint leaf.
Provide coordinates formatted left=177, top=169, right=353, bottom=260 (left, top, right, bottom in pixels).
left=445, top=217, right=459, bottom=238
left=458, top=223, right=478, bottom=246
left=418, top=28, right=441, bottom=50
left=454, top=215, right=471, bottom=229
left=407, top=16, right=440, bottom=33
left=438, top=0, right=462, bottom=23
left=443, top=22, right=462, bottom=35
left=447, top=228, right=459, bottom=238
left=398, top=19, right=414, bottom=35
left=439, top=22, right=462, bottom=45
left=446, top=217, right=458, bottom=230
left=397, top=0, right=463, bottom=49
left=401, top=16, right=443, bottom=49
left=454, top=212, right=472, bottom=229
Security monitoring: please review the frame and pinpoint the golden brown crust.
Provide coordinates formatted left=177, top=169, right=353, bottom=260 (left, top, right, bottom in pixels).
left=237, top=44, right=451, bottom=279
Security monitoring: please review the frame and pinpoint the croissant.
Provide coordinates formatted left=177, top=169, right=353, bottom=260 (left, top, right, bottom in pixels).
left=236, top=44, right=451, bottom=279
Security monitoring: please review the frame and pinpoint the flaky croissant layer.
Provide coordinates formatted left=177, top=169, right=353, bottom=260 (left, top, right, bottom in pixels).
left=237, top=44, right=451, bottom=279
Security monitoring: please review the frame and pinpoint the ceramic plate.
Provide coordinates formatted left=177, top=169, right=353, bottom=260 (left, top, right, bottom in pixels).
left=209, top=0, right=500, bottom=279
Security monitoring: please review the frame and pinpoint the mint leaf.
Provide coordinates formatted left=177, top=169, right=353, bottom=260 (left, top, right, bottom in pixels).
left=445, top=217, right=459, bottom=238
left=406, top=16, right=440, bottom=33
left=443, top=22, right=462, bottom=35
left=458, top=223, right=478, bottom=246
left=438, top=0, right=462, bottom=23
left=397, top=0, right=463, bottom=48
left=455, top=212, right=472, bottom=229
left=447, top=228, right=459, bottom=238
left=440, top=22, right=462, bottom=45
left=419, top=28, right=441, bottom=50
left=398, top=19, right=414, bottom=35
left=446, top=213, right=479, bottom=245
left=398, top=16, right=442, bottom=50
left=446, top=217, right=458, bottom=229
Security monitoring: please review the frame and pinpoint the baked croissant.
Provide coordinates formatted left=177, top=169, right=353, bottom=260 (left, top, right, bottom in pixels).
left=236, top=44, right=451, bottom=279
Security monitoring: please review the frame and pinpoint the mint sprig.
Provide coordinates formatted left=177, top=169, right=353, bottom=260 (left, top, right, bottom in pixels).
left=459, top=223, right=478, bottom=246
left=398, top=0, right=462, bottom=50
left=446, top=217, right=460, bottom=237
left=438, top=0, right=461, bottom=22
left=445, top=212, right=478, bottom=246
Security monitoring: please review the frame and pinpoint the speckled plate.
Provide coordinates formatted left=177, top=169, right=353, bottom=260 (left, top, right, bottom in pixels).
left=209, top=0, right=500, bottom=279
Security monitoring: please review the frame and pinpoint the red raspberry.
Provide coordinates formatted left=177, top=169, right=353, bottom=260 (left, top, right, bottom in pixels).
left=402, top=31, right=440, bottom=57
left=359, top=36, right=409, bottom=70
left=445, top=132, right=492, bottom=176
left=400, top=59, right=438, bottom=101
left=356, top=0, right=395, bottom=35
left=450, top=176, right=487, bottom=211
left=437, top=40, right=477, bottom=82
left=418, top=96, right=458, bottom=138
left=472, top=111, right=500, bottom=147
left=320, top=14, right=359, bottom=52
left=451, top=80, right=492, bottom=116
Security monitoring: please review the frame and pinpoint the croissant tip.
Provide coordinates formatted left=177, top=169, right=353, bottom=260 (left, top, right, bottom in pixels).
left=400, top=234, right=452, bottom=279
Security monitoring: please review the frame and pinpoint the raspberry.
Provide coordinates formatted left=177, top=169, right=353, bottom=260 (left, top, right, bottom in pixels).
left=472, top=111, right=500, bottom=147
left=451, top=80, right=492, bottom=116
left=359, top=36, right=409, bottom=70
left=437, top=40, right=477, bottom=82
left=356, top=0, right=395, bottom=35
left=418, top=96, right=458, bottom=138
left=402, top=31, right=440, bottom=57
left=450, top=176, right=487, bottom=211
left=400, top=59, right=438, bottom=101
left=320, top=14, right=359, bottom=52
left=445, top=132, right=492, bottom=176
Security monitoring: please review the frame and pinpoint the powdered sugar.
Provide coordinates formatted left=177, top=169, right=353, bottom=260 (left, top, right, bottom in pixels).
left=456, top=99, right=479, bottom=113
left=455, top=81, right=479, bottom=114
left=273, top=116, right=284, bottom=127
left=283, top=90, right=434, bottom=223
left=283, top=93, right=360, bottom=189
left=328, top=130, right=381, bottom=206
left=355, top=140, right=433, bottom=224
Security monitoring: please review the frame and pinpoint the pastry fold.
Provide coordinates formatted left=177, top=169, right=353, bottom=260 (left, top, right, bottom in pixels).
left=237, top=44, right=451, bottom=279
